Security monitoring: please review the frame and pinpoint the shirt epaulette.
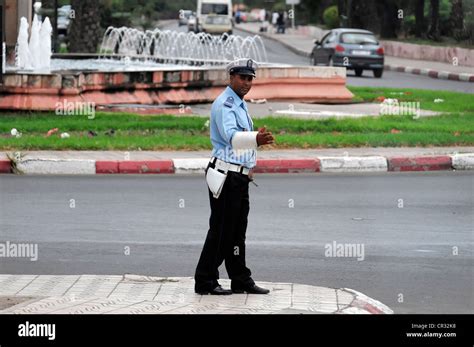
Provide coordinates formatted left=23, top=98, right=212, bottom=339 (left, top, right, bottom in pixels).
left=223, top=96, right=234, bottom=109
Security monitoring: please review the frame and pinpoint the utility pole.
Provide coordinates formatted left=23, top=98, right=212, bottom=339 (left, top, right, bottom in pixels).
left=291, top=3, right=295, bottom=30
left=54, top=0, right=58, bottom=52
left=0, top=0, right=5, bottom=84
left=285, top=0, right=299, bottom=30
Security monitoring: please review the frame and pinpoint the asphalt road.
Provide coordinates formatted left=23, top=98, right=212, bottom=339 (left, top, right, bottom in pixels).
left=164, top=21, right=473, bottom=93
left=0, top=173, right=472, bottom=314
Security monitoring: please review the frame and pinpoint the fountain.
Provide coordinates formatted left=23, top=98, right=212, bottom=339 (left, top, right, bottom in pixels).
left=34, top=27, right=269, bottom=72
left=15, top=18, right=31, bottom=69
left=28, top=14, right=42, bottom=69
left=15, top=14, right=52, bottom=71
left=99, top=27, right=268, bottom=65
left=1, top=21, right=353, bottom=111
left=38, top=17, right=53, bottom=70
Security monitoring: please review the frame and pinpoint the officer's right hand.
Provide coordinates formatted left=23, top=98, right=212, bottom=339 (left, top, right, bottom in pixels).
left=256, top=127, right=275, bottom=146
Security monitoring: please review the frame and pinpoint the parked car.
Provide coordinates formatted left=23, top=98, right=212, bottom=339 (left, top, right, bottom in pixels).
left=57, top=15, right=70, bottom=35
left=58, top=5, right=72, bottom=15
left=179, top=10, right=193, bottom=26
left=57, top=5, right=72, bottom=36
left=310, top=28, right=384, bottom=78
left=201, top=15, right=232, bottom=35
left=187, top=14, right=198, bottom=33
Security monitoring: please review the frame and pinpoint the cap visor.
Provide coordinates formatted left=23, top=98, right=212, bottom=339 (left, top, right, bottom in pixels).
left=236, top=71, right=256, bottom=77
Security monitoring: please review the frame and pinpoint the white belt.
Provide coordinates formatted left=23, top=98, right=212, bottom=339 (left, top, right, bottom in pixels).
left=210, top=157, right=250, bottom=175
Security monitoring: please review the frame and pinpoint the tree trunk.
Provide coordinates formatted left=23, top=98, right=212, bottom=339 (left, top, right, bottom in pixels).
left=347, top=0, right=365, bottom=29
left=68, top=0, right=101, bottom=53
left=414, top=0, right=425, bottom=37
left=449, top=0, right=465, bottom=40
left=379, top=0, right=399, bottom=38
left=428, top=0, right=440, bottom=40
left=337, top=0, right=347, bottom=26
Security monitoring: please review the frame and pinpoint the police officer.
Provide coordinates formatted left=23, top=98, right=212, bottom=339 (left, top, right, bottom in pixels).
left=194, top=58, right=275, bottom=295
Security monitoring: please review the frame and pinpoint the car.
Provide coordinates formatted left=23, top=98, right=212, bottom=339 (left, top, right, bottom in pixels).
left=179, top=10, right=193, bottom=26
left=57, top=15, right=70, bottom=36
left=58, top=5, right=72, bottom=14
left=201, top=15, right=232, bottom=35
left=310, top=28, right=384, bottom=78
left=187, top=14, right=198, bottom=33
left=57, top=5, right=72, bottom=36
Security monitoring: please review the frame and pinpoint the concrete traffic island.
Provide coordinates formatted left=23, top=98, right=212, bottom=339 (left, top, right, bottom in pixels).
left=0, top=65, right=353, bottom=111
left=0, top=274, right=393, bottom=314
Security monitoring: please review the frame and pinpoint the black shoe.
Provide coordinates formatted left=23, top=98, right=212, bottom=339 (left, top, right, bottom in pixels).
left=195, top=285, right=232, bottom=295
left=232, top=284, right=270, bottom=294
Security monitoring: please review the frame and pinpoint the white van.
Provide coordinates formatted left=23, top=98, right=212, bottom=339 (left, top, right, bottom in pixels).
left=196, top=0, right=232, bottom=34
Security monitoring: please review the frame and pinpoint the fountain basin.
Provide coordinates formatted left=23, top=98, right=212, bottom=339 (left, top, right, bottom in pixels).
left=0, top=62, right=354, bottom=111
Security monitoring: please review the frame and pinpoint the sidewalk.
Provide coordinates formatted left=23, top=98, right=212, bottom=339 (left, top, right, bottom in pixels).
left=1, top=148, right=473, bottom=174
left=103, top=101, right=441, bottom=119
left=0, top=274, right=393, bottom=314
left=237, top=23, right=474, bottom=82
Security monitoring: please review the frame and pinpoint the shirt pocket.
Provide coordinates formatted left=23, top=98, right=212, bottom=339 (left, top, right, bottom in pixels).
left=235, top=114, right=249, bottom=131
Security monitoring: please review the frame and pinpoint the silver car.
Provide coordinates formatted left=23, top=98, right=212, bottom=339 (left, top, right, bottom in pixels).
left=310, top=28, right=384, bottom=78
left=179, top=10, right=193, bottom=26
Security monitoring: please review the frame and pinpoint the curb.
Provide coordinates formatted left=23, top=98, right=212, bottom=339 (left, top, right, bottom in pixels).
left=452, top=153, right=474, bottom=170
left=0, top=159, right=11, bottom=173
left=237, top=25, right=474, bottom=83
left=387, top=155, right=452, bottom=172
left=16, top=158, right=96, bottom=175
left=1, top=154, right=473, bottom=175
left=384, top=65, right=474, bottom=83
left=253, top=159, right=320, bottom=173
left=0, top=274, right=394, bottom=314
left=319, top=156, right=387, bottom=173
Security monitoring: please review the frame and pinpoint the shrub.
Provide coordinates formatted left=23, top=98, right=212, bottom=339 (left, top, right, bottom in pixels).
left=323, top=5, right=339, bottom=29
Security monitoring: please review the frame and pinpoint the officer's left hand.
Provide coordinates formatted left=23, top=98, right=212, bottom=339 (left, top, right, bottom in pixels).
left=257, top=127, right=275, bottom=146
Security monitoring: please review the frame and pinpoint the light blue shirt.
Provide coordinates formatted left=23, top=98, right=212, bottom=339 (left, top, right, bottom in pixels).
left=210, top=86, right=256, bottom=169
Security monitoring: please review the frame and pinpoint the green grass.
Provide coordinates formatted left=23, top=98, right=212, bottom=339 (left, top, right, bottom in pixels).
left=0, top=131, right=211, bottom=151
left=1, top=87, right=473, bottom=150
left=348, top=86, right=474, bottom=113
left=0, top=114, right=207, bottom=133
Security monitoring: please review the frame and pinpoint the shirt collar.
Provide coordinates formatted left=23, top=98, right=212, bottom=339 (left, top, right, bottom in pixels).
left=226, top=86, right=246, bottom=109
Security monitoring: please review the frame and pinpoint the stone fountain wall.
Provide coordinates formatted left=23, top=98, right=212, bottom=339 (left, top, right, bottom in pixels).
left=0, top=65, right=353, bottom=111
